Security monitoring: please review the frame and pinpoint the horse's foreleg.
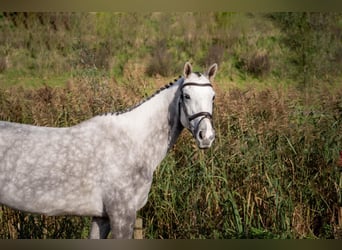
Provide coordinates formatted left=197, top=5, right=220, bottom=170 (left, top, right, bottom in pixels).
left=89, top=216, right=111, bottom=239
left=108, top=208, right=136, bottom=239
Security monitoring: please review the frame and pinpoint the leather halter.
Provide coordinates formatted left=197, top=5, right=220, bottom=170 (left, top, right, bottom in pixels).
left=180, top=82, right=214, bottom=136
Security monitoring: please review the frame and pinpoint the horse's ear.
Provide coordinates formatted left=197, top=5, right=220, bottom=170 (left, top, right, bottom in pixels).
left=183, top=62, right=192, bottom=78
left=207, top=63, right=218, bottom=81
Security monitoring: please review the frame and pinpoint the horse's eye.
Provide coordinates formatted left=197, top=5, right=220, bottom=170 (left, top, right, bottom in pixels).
left=184, top=94, right=191, bottom=100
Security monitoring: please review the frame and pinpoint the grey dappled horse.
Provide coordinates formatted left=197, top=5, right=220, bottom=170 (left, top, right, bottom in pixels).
left=0, top=62, right=218, bottom=239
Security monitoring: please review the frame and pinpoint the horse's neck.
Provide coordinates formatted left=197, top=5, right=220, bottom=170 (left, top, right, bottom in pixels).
left=115, top=82, right=183, bottom=165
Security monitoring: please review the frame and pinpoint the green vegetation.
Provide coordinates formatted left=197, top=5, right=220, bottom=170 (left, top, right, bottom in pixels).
left=0, top=12, right=341, bottom=239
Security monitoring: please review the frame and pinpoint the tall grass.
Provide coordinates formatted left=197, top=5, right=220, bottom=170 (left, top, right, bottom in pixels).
left=0, top=76, right=341, bottom=239
left=141, top=83, right=342, bottom=239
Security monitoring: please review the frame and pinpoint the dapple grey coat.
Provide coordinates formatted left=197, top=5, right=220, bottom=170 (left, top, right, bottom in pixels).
left=0, top=62, right=217, bottom=238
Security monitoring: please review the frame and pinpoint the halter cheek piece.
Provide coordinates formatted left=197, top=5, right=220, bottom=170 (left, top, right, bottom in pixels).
left=180, top=82, right=214, bottom=136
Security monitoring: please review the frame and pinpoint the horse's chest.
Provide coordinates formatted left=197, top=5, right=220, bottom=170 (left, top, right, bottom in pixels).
left=133, top=180, right=153, bottom=210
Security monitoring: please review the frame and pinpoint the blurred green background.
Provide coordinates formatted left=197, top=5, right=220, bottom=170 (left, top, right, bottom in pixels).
left=0, top=12, right=341, bottom=239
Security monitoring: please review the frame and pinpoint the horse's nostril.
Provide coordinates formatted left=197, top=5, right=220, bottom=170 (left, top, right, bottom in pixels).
left=198, top=131, right=204, bottom=140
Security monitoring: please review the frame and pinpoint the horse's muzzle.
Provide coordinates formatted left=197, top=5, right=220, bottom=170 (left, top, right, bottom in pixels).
left=195, top=118, right=215, bottom=149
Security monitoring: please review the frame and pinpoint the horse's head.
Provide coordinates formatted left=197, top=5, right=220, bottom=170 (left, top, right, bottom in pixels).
left=180, top=62, right=218, bottom=149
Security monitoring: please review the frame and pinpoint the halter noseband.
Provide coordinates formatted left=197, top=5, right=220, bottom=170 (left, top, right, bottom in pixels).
left=180, top=82, right=214, bottom=135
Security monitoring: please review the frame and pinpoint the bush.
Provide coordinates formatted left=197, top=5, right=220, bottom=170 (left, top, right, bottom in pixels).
left=146, top=39, right=176, bottom=77
left=269, top=13, right=342, bottom=87
left=236, top=49, right=270, bottom=77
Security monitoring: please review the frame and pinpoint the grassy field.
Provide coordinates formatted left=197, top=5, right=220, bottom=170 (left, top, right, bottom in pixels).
left=0, top=12, right=342, bottom=239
